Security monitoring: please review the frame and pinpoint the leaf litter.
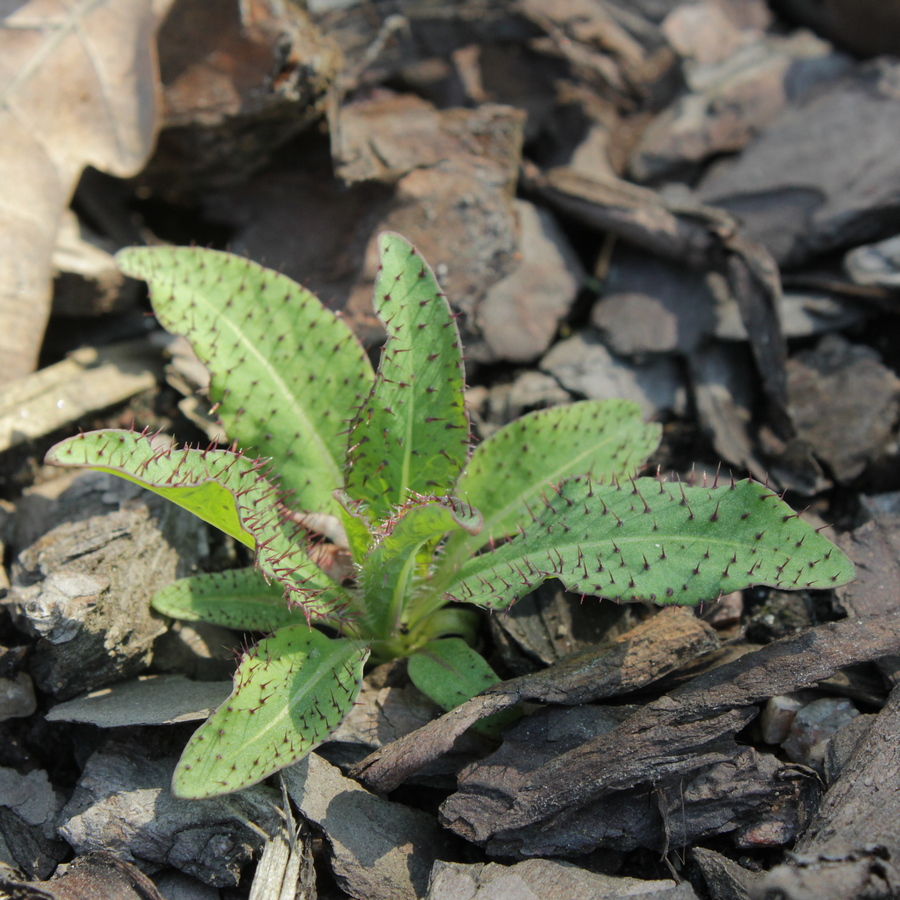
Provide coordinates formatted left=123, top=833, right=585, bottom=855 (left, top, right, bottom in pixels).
left=3, top=1, right=900, bottom=899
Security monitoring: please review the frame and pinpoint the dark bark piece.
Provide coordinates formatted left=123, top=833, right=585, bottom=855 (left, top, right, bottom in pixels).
left=58, top=741, right=279, bottom=887
left=802, top=683, right=900, bottom=836
left=688, top=342, right=766, bottom=482
left=591, top=247, right=718, bottom=356
left=771, top=0, right=900, bottom=57
left=755, top=689, right=900, bottom=897
left=0, top=768, right=66, bottom=879
left=438, top=704, right=818, bottom=858
left=523, top=164, right=791, bottom=435
left=487, top=582, right=637, bottom=674
left=692, top=847, right=759, bottom=900
left=145, top=0, right=339, bottom=192
left=352, top=607, right=720, bottom=792
left=540, top=329, right=687, bottom=418
left=836, top=507, right=900, bottom=619
left=785, top=335, right=900, bottom=484
left=698, top=59, right=900, bottom=268
left=439, top=611, right=900, bottom=843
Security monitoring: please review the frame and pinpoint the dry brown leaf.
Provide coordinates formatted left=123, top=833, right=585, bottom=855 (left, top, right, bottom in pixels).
left=0, top=0, right=173, bottom=383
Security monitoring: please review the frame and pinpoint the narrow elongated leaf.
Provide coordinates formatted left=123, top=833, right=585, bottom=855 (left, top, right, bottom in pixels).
left=152, top=567, right=310, bottom=632
left=345, top=233, right=470, bottom=519
left=445, top=476, right=855, bottom=609
left=117, top=247, right=374, bottom=516
left=360, top=497, right=482, bottom=647
left=172, top=626, right=369, bottom=798
left=440, top=400, right=661, bottom=578
left=47, top=430, right=352, bottom=622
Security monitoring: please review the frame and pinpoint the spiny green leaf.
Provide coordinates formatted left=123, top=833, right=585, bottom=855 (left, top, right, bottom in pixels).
left=439, top=400, right=660, bottom=580
left=345, top=233, right=470, bottom=520
left=46, top=429, right=263, bottom=548
left=117, top=247, right=374, bottom=516
left=455, top=400, right=660, bottom=543
left=334, top=489, right=375, bottom=566
left=361, top=496, right=482, bottom=648
left=47, top=430, right=352, bottom=623
left=152, top=567, right=310, bottom=632
left=172, top=626, right=368, bottom=798
left=445, top=476, right=855, bottom=610
left=407, top=638, right=519, bottom=737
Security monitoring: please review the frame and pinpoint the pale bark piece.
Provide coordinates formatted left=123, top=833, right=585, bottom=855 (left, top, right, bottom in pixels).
left=836, top=507, right=900, bottom=619
left=786, top=335, right=900, bottom=483
left=283, top=753, right=446, bottom=900
left=0, top=853, right=168, bottom=900
left=592, top=247, right=718, bottom=356
left=427, top=858, right=699, bottom=900
left=630, top=30, right=847, bottom=182
left=698, top=59, right=900, bottom=267
left=344, top=101, right=525, bottom=357
left=540, top=329, right=687, bottom=418
left=0, top=767, right=67, bottom=879
left=0, top=340, right=162, bottom=455
left=477, top=200, right=584, bottom=364
left=8, top=473, right=209, bottom=699
left=755, top=684, right=900, bottom=900
left=147, top=0, right=339, bottom=191
left=45, top=675, right=232, bottom=727
left=688, top=342, right=765, bottom=481
left=438, top=612, right=900, bottom=847
left=353, top=607, right=720, bottom=793
left=0, top=0, right=171, bottom=383
left=59, top=741, right=279, bottom=887
left=845, top=233, right=900, bottom=289
left=205, top=102, right=525, bottom=357
left=525, top=165, right=790, bottom=432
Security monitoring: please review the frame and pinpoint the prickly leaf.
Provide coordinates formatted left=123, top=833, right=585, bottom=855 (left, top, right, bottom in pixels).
left=345, top=233, right=469, bottom=519
left=46, top=430, right=263, bottom=548
left=359, top=497, right=482, bottom=649
left=152, top=567, right=310, bottom=632
left=334, top=489, right=375, bottom=565
left=172, top=625, right=368, bottom=798
left=445, top=476, right=855, bottom=609
left=440, top=400, right=660, bottom=578
left=407, top=638, right=519, bottom=737
left=47, top=430, right=351, bottom=623
left=117, top=247, right=374, bottom=516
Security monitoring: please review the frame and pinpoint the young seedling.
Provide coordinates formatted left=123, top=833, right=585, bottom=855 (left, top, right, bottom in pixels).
left=46, top=233, right=855, bottom=799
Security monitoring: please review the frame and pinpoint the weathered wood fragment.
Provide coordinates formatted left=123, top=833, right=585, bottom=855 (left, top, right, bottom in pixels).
left=352, top=607, right=719, bottom=792
left=755, top=683, right=900, bottom=900
left=438, top=612, right=900, bottom=849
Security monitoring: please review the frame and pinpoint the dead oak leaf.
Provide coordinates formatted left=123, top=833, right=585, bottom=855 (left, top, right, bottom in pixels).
left=0, top=0, right=173, bottom=383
